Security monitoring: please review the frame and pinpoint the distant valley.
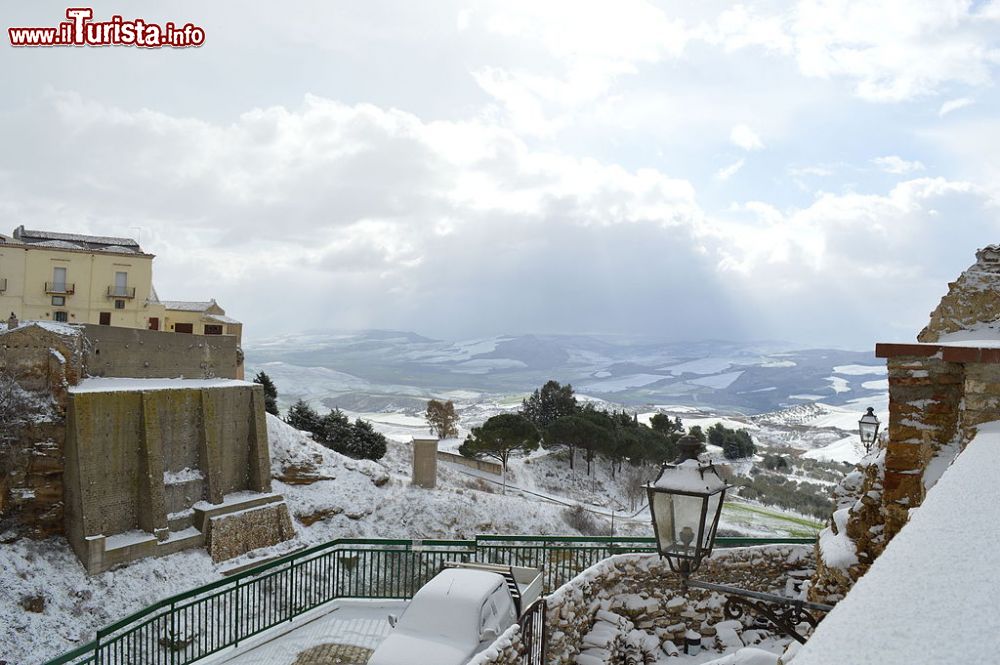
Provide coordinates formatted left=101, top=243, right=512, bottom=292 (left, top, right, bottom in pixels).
left=244, top=330, right=887, bottom=416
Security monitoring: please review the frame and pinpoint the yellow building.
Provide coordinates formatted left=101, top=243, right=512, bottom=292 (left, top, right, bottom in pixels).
left=0, top=226, right=242, bottom=348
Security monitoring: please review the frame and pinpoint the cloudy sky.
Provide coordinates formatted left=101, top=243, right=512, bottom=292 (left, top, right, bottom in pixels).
left=2, top=1, right=999, bottom=348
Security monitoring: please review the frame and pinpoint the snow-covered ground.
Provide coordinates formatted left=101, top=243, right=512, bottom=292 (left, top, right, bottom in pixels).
left=3, top=402, right=842, bottom=664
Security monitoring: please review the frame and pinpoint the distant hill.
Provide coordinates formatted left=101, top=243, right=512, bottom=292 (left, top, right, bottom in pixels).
left=245, top=330, right=886, bottom=415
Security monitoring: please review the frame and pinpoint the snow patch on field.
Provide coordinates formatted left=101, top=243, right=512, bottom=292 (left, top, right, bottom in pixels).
left=825, top=377, right=851, bottom=394
left=833, top=364, right=886, bottom=376
left=803, top=436, right=864, bottom=464
left=861, top=379, right=889, bottom=390
left=579, top=373, right=667, bottom=392
left=690, top=371, right=744, bottom=389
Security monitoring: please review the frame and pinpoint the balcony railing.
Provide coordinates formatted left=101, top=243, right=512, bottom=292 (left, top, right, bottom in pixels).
left=107, top=285, right=136, bottom=298
left=45, top=282, right=74, bottom=295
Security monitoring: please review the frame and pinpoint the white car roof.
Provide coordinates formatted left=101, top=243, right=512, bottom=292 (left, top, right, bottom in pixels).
left=394, top=569, right=505, bottom=639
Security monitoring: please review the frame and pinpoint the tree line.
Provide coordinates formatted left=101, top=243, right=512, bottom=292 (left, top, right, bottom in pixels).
left=457, top=380, right=757, bottom=481
left=253, top=370, right=387, bottom=461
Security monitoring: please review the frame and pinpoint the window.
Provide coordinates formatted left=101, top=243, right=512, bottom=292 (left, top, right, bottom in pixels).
left=204, top=324, right=223, bottom=335
left=175, top=323, right=193, bottom=334
left=115, top=299, right=126, bottom=310
left=148, top=317, right=159, bottom=331
left=53, top=267, right=67, bottom=291
left=54, top=311, right=68, bottom=323
left=99, top=312, right=111, bottom=325
left=51, top=296, right=65, bottom=306
left=114, top=271, right=128, bottom=297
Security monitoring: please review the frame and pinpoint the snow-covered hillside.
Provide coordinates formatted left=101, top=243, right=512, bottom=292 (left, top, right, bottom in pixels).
left=4, top=408, right=844, bottom=664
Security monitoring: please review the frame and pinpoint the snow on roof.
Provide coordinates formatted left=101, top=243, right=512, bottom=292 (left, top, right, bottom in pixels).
left=203, top=314, right=241, bottom=325
left=161, top=300, right=217, bottom=312
left=794, top=421, right=1000, bottom=665
left=70, top=378, right=253, bottom=393
left=34, top=239, right=85, bottom=250
left=650, top=459, right=729, bottom=494
left=0, top=321, right=82, bottom=337
left=15, top=227, right=139, bottom=248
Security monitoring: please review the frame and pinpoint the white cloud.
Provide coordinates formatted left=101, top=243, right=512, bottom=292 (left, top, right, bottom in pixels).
left=789, top=165, right=835, bottom=177
left=790, top=0, right=1000, bottom=102
left=730, top=124, right=764, bottom=151
left=939, top=97, right=975, bottom=117
left=873, top=155, right=926, bottom=174
left=715, top=159, right=745, bottom=181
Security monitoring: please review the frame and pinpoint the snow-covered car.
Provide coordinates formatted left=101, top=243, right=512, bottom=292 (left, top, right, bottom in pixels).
left=367, top=562, right=543, bottom=665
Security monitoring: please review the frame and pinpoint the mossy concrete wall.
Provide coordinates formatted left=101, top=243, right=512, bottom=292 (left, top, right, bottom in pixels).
left=81, top=324, right=240, bottom=380
left=64, top=384, right=274, bottom=572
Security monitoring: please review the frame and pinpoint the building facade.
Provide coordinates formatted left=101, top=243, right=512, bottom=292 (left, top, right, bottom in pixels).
left=0, top=226, right=242, bottom=345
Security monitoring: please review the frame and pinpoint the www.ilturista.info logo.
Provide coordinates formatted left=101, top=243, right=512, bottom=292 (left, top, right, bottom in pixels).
left=9, top=8, right=205, bottom=48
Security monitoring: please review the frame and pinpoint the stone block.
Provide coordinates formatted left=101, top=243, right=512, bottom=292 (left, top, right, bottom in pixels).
left=411, top=436, right=438, bottom=489
left=205, top=501, right=295, bottom=562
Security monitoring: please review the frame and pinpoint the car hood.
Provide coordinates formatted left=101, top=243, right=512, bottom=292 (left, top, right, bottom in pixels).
left=367, top=632, right=476, bottom=665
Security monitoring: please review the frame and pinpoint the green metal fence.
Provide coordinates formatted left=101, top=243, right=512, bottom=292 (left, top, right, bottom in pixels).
left=42, top=535, right=813, bottom=665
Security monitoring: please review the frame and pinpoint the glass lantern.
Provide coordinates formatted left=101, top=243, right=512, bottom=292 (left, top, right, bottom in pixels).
left=858, top=407, right=881, bottom=452
left=646, top=460, right=729, bottom=575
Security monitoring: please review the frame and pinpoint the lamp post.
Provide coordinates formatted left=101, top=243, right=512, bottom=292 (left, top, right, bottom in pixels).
left=646, top=453, right=834, bottom=644
left=858, top=407, right=881, bottom=454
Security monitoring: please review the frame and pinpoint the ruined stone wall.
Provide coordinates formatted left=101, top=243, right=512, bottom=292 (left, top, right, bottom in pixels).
left=80, top=324, right=239, bottom=379
left=0, top=324, right=82, bottom=539
left=918, top=246, right=1000, bottom=342
left=545, top=547, right=814, bottom=665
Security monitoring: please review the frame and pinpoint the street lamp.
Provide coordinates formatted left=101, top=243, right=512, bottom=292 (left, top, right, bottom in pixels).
left=858, top=407, right=881, bottom=454
left=647, top=458, right=728, bottom=576
left=646, top=451, right=833, bottom=644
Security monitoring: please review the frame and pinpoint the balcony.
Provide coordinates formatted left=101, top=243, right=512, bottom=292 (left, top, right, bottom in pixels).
left=107, top=285, right=136, bottom=299
left=45, top=282, right=74, bottom=295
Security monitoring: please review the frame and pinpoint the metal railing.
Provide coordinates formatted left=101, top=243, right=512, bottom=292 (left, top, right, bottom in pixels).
left=42, top=534, right=813, bottom=665
left=45, top=281, right=75, bottom=295
left=107, top=286, right=136, bottom=298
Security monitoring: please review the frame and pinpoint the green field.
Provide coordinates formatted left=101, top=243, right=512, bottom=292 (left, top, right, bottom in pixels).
left=722, top=501, right=824, bottom=538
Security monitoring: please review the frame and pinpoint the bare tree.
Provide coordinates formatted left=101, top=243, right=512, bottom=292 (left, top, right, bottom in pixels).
left=623, top=463, right=654, bottom=512
left=425, top=399, right=460, bottom=439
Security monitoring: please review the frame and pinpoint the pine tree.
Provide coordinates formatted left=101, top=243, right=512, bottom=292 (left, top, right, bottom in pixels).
left=521, top=380, right=578, bottom=428
left=252, top=370, right=279, bottom=416
left=460, top=413, right=540, bottom=492
left=346, top=419, right=388, bottom=461
left=320, top=408, right=353, bottom=449
left=285, top=399, right=321, bottom=437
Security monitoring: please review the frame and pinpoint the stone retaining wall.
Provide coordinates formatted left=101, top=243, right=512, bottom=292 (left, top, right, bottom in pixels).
left=544, top=546, right=814, bottom=665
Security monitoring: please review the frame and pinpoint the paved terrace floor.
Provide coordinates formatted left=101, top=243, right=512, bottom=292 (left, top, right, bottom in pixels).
left=203, top=599, right=407, bottom=665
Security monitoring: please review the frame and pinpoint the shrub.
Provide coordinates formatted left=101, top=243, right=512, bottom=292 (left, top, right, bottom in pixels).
left=562, top=505, right=611, bottom=536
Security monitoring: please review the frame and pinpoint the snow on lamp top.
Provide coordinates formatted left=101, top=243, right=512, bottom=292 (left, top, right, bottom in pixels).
left=651, top=459, right=728, bottom=495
